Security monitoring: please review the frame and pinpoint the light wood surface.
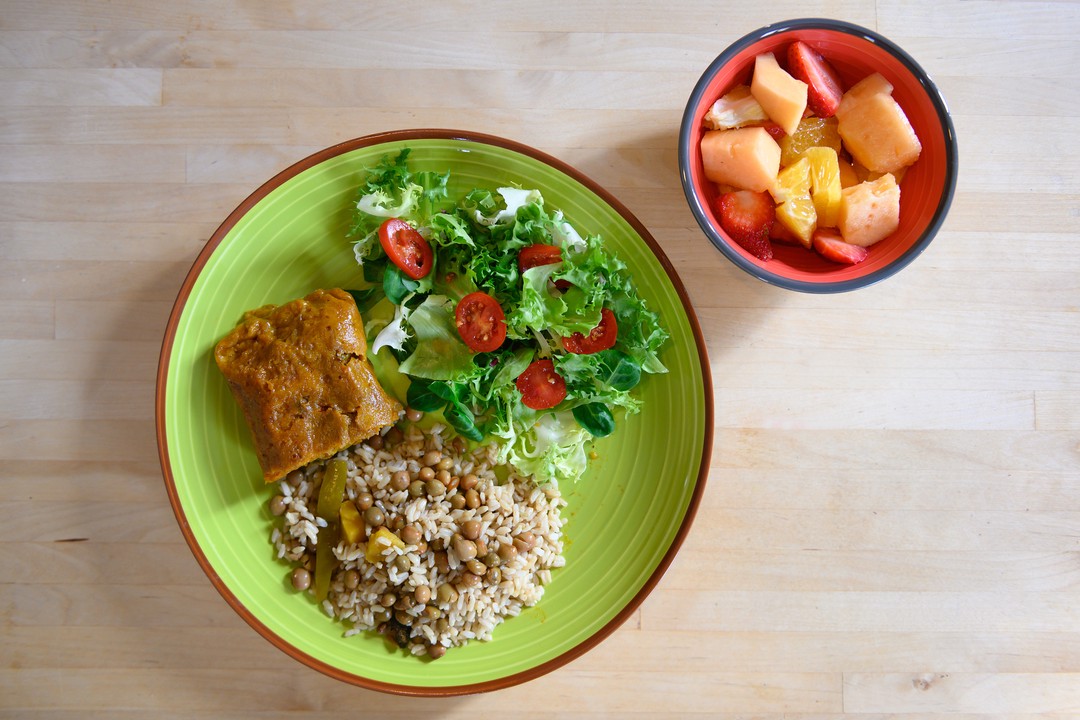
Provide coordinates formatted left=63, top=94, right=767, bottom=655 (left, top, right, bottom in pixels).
left=3, top=1, right=1079, bottom=716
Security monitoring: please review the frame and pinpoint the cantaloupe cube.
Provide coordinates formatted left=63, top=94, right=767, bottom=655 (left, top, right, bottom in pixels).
left=839, top=173, right=901, bottom=247
left=835, top=73, right=922, bottom=174
left=750, top=52, right=808, bottom=137
left=700, top=127, right=781, bottom=193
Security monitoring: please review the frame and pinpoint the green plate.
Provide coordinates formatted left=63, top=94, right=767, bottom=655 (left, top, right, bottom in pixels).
left=156, top=130, right=712, bottom=695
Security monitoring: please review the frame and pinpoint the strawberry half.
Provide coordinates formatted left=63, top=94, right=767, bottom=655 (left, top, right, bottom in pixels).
left=716, top=190, right=775, bottom=261
left=812, top=228, right=869, bottom=265
left=787, top=41, right=844, bottom=118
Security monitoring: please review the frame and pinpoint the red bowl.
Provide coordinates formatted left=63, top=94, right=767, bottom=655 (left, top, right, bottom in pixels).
left=679, top=18, right=958, bottom=292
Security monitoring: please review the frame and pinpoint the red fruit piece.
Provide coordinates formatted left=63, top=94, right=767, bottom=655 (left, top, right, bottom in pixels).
left=812, top=228, right=869, bottom=265
left=787, top=41, right=844, bottom=118
left=716, top=190, right=775, bottom=261
left=762, top=121, right=786, bottom=141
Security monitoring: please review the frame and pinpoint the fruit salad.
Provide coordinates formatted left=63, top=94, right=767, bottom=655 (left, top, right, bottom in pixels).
left=699, top=41, right=922, bottom=265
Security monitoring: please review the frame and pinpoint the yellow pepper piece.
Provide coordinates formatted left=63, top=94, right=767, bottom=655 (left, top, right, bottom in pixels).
left=339, top=500, right=364, bottom=545
left=804, top=146, right=843, bottom=228
left=771, top=157, right=817, bottom=248
left=365, top=527, right=405, bottom=564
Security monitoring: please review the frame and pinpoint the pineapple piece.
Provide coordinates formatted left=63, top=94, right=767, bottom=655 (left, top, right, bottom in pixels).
left=365, top=526, right=405, bottom=563
left=700, top=127, right=781, bottom=193
left=750, top=52, right=808, bottom=137
left=704, top=85, right=769, bottom=130
left=839, top=173, right=901, bottom=247
left=339, top=500, right=364, bottom=545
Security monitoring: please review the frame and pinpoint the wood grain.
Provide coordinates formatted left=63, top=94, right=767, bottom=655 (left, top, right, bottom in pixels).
left=2, top=0, right=1079, bottom=716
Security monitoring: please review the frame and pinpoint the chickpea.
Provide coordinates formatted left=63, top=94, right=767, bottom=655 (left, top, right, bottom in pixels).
left=517, top=531, right=537, bottom=548
left=290, top=567, right=311, bottom=591
left=436, top=617, right=451, bottom=633
left=416, top=540, right=429, bottom=555
left=409, top=480, right=426, bottom=497
left=390, top=471, right=410, bottom=492
left=461, top=519, right=482, bottom=541
left=436, top=457, right=454, bottom=472
left=269, top=495, right=288, bottom=516
left=445, top=475, right=460, bottom=492
left=384, top=426, right=404, bottom=446
left=474, top=538, right=488, bottom=558
left=366, top=433, right=384, bottom=451
left=436, top=469, right=451, bottom=485
left=486, top=566, right=502, bottom=585
left=465, top=488, right=480, bottom=510
left=428, top=643, right=447, bottom=660
left=484, top=551, right=501, bottom=568
left=414, top=585, right=431, bottom=604
left=466, top=559, right=487, bottom=576
left=460, top=473, right=479, bottom=491
left=355, top=491, right=374, bottom=511
left=405, top=407, right=424, bottom=422
left=343, top=569, right=360, bottom=590
left=380, top=592, right=397, bottom=607
left=426, top=479, right=446, bottom=497
left=418, top=466, right=436, bottom=481
left=434, top=551, right=450, bottom=575
left=449, top=493, right=466, bottom=510
left=395, top=609, right=412, bottom=626
left=422, top=450, right=442, bottom=467
left=423, top=605, right=442, bottom=620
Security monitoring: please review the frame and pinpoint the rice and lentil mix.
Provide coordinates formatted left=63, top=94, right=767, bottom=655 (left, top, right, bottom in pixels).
left=269, top=422, right=566, bottom=658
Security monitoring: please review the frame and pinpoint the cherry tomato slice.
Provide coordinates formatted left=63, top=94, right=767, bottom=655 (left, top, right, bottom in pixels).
left=454, top=291, right=507, bottom=353
left=518, top=244, right=563, bottom=272
left=561, top=308, right=618, bottom=354
left=378, top=218, right=433, bottom=280
left=515, top=358, right=567, bottom=410
left=519, top=244, right=572, bottom=291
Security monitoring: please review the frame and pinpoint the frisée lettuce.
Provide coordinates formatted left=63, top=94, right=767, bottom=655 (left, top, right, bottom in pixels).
left=347, top=149, right=668, bottom=485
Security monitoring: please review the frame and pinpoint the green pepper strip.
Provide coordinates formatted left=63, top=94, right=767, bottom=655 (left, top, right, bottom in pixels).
left=313, top=458, right=348, bottom=602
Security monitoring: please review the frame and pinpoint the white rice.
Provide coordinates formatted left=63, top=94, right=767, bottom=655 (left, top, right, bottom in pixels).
left=271, top=423, right=566, bottom=657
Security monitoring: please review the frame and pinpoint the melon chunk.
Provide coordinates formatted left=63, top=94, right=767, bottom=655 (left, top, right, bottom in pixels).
left=750, top=52, right=808, bottom=137
left=839, top=173, right=901, bottom=247
left=835, top=73, right=922, bottom=174
left=700, top=127, right=781, bottom=193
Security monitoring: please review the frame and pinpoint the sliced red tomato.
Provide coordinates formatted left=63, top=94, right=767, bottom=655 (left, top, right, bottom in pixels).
left=519, top=244, right=571, bottom=291
left=378, top=218, right=433, bottom=280
left=515, top=358, right=567, bottom=410
left=454, top=291, right=506, bottom=353
left=561, top=308, right=618, bottom=354
left=518, top=244, right=563, bottom=272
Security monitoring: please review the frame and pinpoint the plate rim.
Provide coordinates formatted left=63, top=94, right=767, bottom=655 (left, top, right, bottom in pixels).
left=154, top=128, right=714, bottom=695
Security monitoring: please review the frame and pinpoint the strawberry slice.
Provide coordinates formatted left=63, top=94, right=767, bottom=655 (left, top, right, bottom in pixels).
left=787, top=41, right=844, bottom=118
left=812, top=228, right=869, bottom=264
left=716, top=190, right=775, bottom=261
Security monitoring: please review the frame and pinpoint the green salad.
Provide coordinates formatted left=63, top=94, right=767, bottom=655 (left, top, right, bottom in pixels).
left=346, top=149, right=668, bottom=485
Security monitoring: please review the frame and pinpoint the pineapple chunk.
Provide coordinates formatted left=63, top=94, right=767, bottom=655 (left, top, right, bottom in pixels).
left=703, top=85, right=769, bottom=130
left=365, top=526, right=405, bottom=563
left=836, top=73, right=922, bottom=174
left=339, top=500, right=364, bottom=545
left=750, top=52, right=808, bottom=137
left=839, top=173, right=901, bottom=247
left=700, top=127, right=781, bottom=193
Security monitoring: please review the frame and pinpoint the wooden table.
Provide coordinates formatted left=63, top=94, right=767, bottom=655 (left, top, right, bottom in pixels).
left=4, top=1, right=1079, bottom=716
